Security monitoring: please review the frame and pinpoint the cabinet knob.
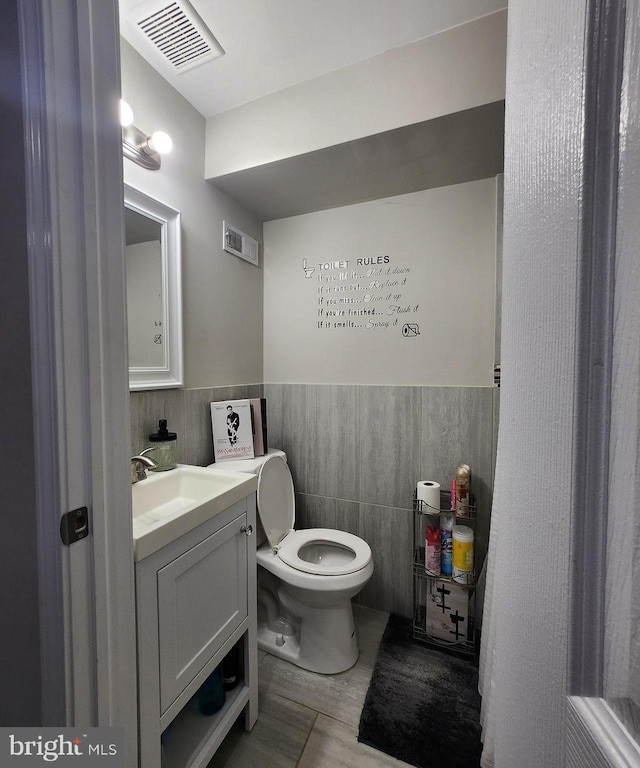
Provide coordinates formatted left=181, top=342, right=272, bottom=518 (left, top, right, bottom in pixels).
left=241, top=525, right=253, bottom=536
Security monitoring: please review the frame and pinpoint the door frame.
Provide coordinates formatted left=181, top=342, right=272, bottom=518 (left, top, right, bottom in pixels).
left=495, top=0, right=640, bottom=763
left=552, top=0, right=640, bottom=763
left=19, top=0, right=138, bottom=762
left=20, top=0, right=640, bottom=766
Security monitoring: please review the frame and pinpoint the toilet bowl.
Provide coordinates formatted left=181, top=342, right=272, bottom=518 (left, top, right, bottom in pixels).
left=208, top=449, right=373, bottom=674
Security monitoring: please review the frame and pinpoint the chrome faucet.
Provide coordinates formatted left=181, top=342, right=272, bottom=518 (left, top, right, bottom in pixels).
left=131, top=449, right=158, bottom=484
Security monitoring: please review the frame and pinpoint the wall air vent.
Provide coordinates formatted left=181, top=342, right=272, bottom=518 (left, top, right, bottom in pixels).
left=131, top=0, right=224, bottom=74
left=223, top=222, right=259, bottom=267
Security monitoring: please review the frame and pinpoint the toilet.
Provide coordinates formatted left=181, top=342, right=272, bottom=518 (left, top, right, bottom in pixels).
left=208, top=449, right=373, bottom=674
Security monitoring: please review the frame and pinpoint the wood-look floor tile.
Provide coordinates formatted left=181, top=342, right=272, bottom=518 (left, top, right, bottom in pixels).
left=210, top=606, right=395, bottom=767
left=206, top=692, right=316, bottom=768
left=297, top=714, right=411, bottom=768
left=258, top=652, right=374, bottom=728
left=352, top=605, right=389, bottom=668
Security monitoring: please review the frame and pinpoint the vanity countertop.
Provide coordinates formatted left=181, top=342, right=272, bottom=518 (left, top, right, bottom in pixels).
left=132, top=464, right=257, bottom=561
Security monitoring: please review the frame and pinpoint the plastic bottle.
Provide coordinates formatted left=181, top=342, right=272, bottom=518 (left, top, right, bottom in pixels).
left=440, top=513, right=454, bottom=575
left=198, top=666, right=225, bottom=715
left=147, top=419, right=177, bottom=471
left=425, top=523, right=441, bottom=576
left=452, top=525, right=474, bottom=584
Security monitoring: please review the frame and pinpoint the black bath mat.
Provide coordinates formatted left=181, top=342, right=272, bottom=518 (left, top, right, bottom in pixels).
left=358, top=614, right=482, bottom=768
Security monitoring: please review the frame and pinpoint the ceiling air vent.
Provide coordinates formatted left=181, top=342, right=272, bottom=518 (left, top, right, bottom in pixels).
left=223, top=222, right=259, bottom=267
left=132, top=0, right=224, bottom=74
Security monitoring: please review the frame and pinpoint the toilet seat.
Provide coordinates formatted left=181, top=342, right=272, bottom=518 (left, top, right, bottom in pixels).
left=256, top=455, right=372, bottom=576
left=277, top=529, right=371, bottom=576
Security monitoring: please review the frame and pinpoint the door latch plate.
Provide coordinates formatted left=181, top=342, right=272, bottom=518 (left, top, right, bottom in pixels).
left=60, top=506, right=89, bottom=545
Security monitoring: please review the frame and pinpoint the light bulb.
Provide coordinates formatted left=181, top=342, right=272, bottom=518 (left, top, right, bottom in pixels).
left=148, top=131, right=173, bottom=155
left=119, top=99, right=134, bottom=127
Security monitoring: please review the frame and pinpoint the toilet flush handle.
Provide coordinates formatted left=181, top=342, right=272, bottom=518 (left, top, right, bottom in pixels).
left=241, top=524, right=253, bottom=536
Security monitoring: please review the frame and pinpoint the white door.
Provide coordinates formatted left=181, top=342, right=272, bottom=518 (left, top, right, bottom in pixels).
left=19, top=0, right=138, bottom=764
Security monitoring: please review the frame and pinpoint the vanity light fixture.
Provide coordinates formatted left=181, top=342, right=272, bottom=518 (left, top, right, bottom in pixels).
left=120, top=100, right=173, bottom=171
left=147, top=130, right=173, bottom=155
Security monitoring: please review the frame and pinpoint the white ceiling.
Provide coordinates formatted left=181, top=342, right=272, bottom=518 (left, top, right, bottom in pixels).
left=119, top=0, right=507, bottom=118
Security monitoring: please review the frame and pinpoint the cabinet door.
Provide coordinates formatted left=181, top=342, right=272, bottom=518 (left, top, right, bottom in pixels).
left=157, top=514, right=248, bottom=711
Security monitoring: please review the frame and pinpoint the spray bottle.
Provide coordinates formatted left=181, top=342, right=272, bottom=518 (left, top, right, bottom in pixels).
left=455, top=463, right=471, bottom=517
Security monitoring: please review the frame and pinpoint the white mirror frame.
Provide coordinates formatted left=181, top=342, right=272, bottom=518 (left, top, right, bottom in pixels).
left=124, top=184, right=183, bottom=390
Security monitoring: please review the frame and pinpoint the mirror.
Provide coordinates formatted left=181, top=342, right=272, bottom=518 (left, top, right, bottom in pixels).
left=124, top=184, right=183, bottom=390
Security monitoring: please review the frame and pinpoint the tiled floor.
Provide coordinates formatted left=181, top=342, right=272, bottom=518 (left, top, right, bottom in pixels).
left=207, top=605, right=414, bottom=768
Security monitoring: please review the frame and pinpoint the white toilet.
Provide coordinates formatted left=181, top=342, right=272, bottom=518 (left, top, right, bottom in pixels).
left=209, top=449, right=373, bottom=674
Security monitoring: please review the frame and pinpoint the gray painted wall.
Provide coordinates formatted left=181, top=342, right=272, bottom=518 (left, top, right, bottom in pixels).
left=263, top=180, right=497, bottom=386
left=210, top=102, right=505, bottom=222
left=121, top=40, right=264, bottom=389
left=0, top=0, right=42, bottom=726
left=122, top=44, right=269, bottom=493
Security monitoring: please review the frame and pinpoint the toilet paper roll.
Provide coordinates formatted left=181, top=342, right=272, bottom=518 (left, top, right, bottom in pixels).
left=416, top=480, right=441, bottom=513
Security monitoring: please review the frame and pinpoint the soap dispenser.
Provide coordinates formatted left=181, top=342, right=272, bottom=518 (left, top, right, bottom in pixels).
left=147, top=419, right=177, bottom=471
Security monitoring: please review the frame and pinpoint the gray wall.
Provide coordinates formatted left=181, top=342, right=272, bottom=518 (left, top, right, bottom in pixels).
left=125, top=29, right=501, bottom=625
left=130, top=384, right=263, bottom=467
left=260, top=179, right=501, bottom=619
left=265, top=383, right=498, bottom=618
left=131, top=382, right=497, bottom=620
left=263, top=180, right=497, bottom=387
left=123, top=42, right=269, bottom=460
left=0, top=0, right=42, bottom=725
left=121, top=40, right=264, bottom=389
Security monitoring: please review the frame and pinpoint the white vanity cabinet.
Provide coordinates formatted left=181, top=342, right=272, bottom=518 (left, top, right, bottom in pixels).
left=135, top=494, right=258, bottom=768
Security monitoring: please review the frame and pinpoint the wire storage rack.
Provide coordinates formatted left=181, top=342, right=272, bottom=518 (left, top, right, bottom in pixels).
left=412, top=489, right=477, bottom=655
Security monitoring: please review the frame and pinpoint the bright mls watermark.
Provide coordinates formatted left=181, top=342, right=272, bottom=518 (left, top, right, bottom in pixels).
left=1, top=729, right=124, bottom=766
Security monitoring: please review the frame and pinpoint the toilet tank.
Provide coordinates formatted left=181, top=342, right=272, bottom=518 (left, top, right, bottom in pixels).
left=206, top=448, right=287, bottom=475
left=206, top=449, right=288, bottom=547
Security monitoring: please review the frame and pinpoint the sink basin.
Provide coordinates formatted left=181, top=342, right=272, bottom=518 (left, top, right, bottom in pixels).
left=132, top=464, right=257, bottom=560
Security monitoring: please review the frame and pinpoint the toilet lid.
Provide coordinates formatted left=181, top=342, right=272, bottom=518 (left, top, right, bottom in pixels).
left=257, top=455, right=295, bottom=549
